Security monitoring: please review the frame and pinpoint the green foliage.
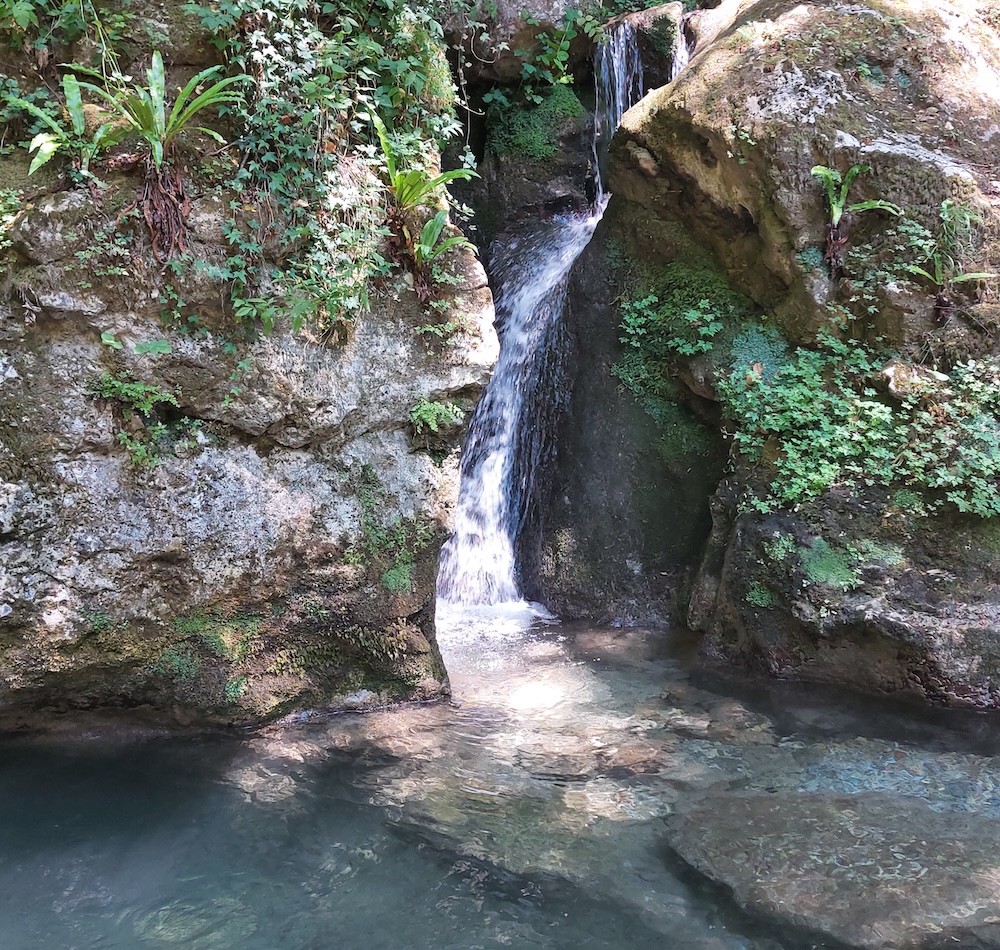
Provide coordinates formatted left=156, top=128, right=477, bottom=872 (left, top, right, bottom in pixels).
left=349, top=464, right=436, bottom=582
left=810, top=164, right=901, bottom=228
left=9, top=73, right=126, bottom=177
left=87, top=372, right=178, bottom=414
left=184, top=0, right=467, bottom=331
left=0, top=188, right=18, bottom=261
left=515, top=11, right=580, bottom=103
left=745, top=582, right=775, bottom=607
left=77, top=51, right=247, bottom=171
left=487, top=84, right=583, bottom=160
left=720, top=331, right=1000, bottom=517
left=86, top=373, right=201, bottom=467
left=412, top=209, right=475, bottom=271
left=796, top=245, right=827, bottom=274
left=380, top=561, right=413, bottom=593
left=0, top=76, right=56, bottom=153
left=154, top=643, right=202, bottom=680
left=372, top=113, right=475, bottom=214
left=900, top=200, right=997, bottom=290
left=725, top=325, right=789, bottom=381
left=763, top=533, right=796, bottom=561
left=224, top=674, right=249, bottom=702
left=409, top=396, right=464, bottom=434
left=617, top=262, right=752, bottom=359
left=0, top=0, right=85, bottom=49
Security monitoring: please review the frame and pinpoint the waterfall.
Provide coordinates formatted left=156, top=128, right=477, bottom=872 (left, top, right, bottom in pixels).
left=436, top=23, right=645, bottom=612
left=669, top=22, right=692, bottom=81
left=592, top=21, right=644, bottom=201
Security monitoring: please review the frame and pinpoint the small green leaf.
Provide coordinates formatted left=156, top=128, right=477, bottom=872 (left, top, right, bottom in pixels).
left=100, top=331, right=123, bottom=350
left=134, top=339, right=173, bottom=355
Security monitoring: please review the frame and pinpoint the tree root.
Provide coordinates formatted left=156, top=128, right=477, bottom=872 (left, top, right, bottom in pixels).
left=825, top=222, right=848, bottom=281
left=124, top=166, right=190, bottom=260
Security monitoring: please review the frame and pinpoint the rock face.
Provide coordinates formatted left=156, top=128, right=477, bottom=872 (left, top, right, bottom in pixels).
left=0, top=183, right=498, bottom=731
left=593, top=0, right=1000, bottom=700
left=612, top=0, right=1000, bottom=346
left=529, top=208, right=726, bottom=623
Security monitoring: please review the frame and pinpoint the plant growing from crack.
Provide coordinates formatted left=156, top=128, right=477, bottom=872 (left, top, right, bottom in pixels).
left=811, top=163, right=901, bottom=278
left=371, top=112, right=477, bottom=298
left=78, top=51, right=248, bottom=258
left=901, top=199, right=998, bottom=321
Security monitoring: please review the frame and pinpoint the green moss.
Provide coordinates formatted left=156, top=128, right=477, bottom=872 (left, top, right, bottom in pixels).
left=172, top=612, right=260, bottom=661
left=802, top=538, right=861, bottom=590
left=381, top=561, right=413, bottom=593
left=745, top=582, right=775, bottom=607
left=764, top=533, right=796, bottom=561
left=154, top=644, right=203, bottom=680
left=487, top=85, right=584, bottom=161
left=224, top=674, right=249, bottom=703
left=854, top=539, right=905, bottom=567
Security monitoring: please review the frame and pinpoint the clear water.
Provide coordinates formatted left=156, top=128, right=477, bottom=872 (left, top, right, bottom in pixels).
left=5, top=613, right=1000, bottom=950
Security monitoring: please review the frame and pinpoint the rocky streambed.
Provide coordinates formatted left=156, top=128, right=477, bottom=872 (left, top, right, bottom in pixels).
left=8, top=613, right=1000, bottom=949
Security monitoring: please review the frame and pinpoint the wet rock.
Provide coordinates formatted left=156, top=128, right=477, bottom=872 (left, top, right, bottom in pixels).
left=689, top=487, right=1000, bottom=707
left=667, top=790, right=1000, bottom=949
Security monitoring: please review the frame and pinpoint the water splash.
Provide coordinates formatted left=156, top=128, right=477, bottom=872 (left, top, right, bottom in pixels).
left=437, top=22, right=645, bottom=612
left=436, top=212, right=602, bottom=608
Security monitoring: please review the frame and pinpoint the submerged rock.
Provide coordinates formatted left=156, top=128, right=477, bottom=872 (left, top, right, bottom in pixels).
left=667, top=790, right=1000, bottom=949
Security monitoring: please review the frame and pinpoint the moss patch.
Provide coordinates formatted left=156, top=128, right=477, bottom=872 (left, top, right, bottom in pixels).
left=487, top=85, right=584, bottom=161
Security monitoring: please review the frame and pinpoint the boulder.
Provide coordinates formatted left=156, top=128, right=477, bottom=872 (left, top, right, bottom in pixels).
left=593, top=0, right=1000, bottom=700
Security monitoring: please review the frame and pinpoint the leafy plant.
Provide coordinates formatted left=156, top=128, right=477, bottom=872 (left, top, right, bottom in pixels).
left=372, top=112, right=476, bottom=214
left=87, top=372, right=183, bottom=466
left=810, top=164, right=901, bottom=277
left=77, top=51, right=247, bottom=257
left=718, top=329, right=1000, bottom=517
left=409, top=209, right=475, bottom=300
left=87, top=372, right=179, bottom=414
left=9, top=73, right=126, bottom=177
left=516, top=11, right=581, bottom=103
left=185, top=0, right=469, bottom=332
left=0, top=188, right=19, bottom=260
left=745, top=582, right=775, bottom=607
left=901, top=200, right=997, bottom=318
left=79, top=52, right=247, bottom=170
left=409, top=396, right=464, bottom=435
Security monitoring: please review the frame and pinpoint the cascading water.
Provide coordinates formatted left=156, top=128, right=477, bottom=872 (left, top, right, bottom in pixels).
left=592, top=21, right=644, bottom=201
left=436, top=23, right=644, bottom=612
left=669, top=20, right=692, bottom=81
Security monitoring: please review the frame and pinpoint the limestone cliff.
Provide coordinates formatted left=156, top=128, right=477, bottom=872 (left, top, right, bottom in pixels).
left=0, top=3, right=498, bottom=731
left=554, top=0, right=1000, bottom=703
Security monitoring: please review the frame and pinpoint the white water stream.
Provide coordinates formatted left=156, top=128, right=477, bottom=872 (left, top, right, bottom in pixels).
left=437, top=24, right=645, bottom=612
